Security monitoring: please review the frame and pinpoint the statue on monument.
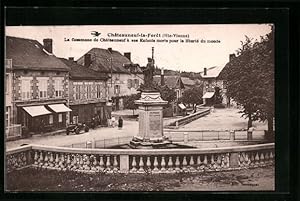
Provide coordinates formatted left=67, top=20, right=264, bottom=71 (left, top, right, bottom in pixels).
left=142, top=57, right=156, bottom=90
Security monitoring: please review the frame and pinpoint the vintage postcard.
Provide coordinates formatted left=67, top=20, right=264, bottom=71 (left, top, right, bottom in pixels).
left=5, top=24, right=275, bottom=192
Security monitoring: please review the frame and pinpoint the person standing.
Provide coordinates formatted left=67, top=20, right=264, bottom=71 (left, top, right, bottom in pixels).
left=111, top=116, right=116, bottom=127
left=118, top=116, right=123, bottom=130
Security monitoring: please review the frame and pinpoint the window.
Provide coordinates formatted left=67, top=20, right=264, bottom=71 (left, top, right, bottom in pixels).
left=87, top=82, right=92, bottom=99
left=114, top=85, right=120, bottom=95
left=74, top=82, right=81, bottom=100
left=134, top=79, right=139, bottom=89
left=21, top=78, right=31, bottom=100
left=49, top=115, right=53, bottom=124
left=5, top=74, right=9, bottom=94
left=58, top=114, right=63, bottom=123
left=127, top=79, right=132, bottom=88
left=5, top=59, right=12, bottom=69
left=6, top=106, right=10, bottom=127
left=53, top=78, right=63, bottom=98
left=96, top=83, right=103, bottom=99
left=37, top=77, right=48, bottom=99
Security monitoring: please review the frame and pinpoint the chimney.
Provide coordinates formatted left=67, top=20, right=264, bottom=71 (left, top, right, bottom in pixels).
left=84, top=54, right=91, bottom=67
left=229, top=53, right=236, bottom=62
left=124, top=52, right=131, bottom=61
left=108, top=47, right=113, bottom=53
left=204, top=68, right=207, bottom=76
left=161, top=67, right=165, bottom=86
left=43, top=38, right=53, bottom=54
left=68, top=57, right=74, bottom=61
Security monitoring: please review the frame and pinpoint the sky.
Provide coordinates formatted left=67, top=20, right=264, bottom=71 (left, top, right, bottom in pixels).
left=6, top=24, right=272, bottom=72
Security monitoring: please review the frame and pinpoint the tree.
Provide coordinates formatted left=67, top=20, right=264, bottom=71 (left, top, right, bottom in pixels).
left=179, top=86, right=203, bottom=110
left=220, top=26, right=274, bottom=132
left=123, top=93, right=141, bottom=115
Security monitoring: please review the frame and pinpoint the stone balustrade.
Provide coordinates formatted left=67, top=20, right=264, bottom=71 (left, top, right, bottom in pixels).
left=6, top=143, right=274, bottom=174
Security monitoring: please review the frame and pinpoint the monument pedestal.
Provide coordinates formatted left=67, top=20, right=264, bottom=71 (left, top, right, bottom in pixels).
left=130, top=90, right=170, bottom=148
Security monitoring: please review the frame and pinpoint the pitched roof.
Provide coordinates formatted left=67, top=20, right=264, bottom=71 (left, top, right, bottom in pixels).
left=6, top=36, right=70, bottom=71
left=153, top=75, right=185, bottom=89
left=59, top=58, right=108, bottom=80
left=200, top=65, right=225, bottom=78
left=181, top=77, right=196, bottom=86
left=77, top=48, right=143, bottom=74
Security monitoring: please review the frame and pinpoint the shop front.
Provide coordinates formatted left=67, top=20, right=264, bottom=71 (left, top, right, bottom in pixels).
left=18, top=104, right=71, bottom=135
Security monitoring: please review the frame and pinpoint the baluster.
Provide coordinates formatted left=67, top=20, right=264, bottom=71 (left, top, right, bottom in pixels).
left=260, top=152, right=265, bottom=165
left=226, top=153, right=230, bottom=168
left=182, top=156, right=188, bottom=172
left=66, top=154, right=71, bottom=169
left=34, top=151, right=39, bottom=165
left=239, top=153, right=244, bottom=167
left=79, top=155, right=84, bottom=170
left=85, top=155, right=91, bottom=171
left=59, top=154, right=65, bottom=170
left=106, top=156, right=111, bottom=172
left=254, top=152, right=260, bottom=166
left=216, top=155, right=222, bottom=170
left=210, top=154, right=215, bottom=170
left=131, top=156, right=137, bottom=172
left=265, top=152, right=269, bottom=165
left=38, top=152, right=44, bottom=167
left=167, top=156, right=174, bottom=173
left=91, top=155, right=97, bottom=171
left=49, top=153, right=54, bottom=167
left=55, top=153, right=60, bottom=168
left=197, top=155, right=203, bottom=171
left=160, top=156, right=166, bottom=173
left=153, top=156, right=159, bottom=173
left=99, top=156, right=104, bottom=171
left=203, top=155, right=208, bottom=170
left=146, top=156, right=151, bottom=172
left=244, top=153, right=249, bottom=166
left=43, top=152, right=49, bottom=168
left=250, top=152, right=255, bottom=166
left=113, top=156, right=118, bottom=172
left=138, top=156, right=144, bottom=173
left=269, top=151, right=274, bottom=164
left=189, top=156, right=195, bottom=172
left=175, top=156, right=180, bottom=172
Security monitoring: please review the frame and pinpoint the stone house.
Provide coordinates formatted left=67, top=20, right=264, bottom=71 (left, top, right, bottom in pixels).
left=77, top=48, right=144, bottom=110
left=200, top=54, right=236, bottom=106
left=153, top=72, right=185, bottom=116
left=6, top=36, right=71, bottom=136
left=59, top=57, right=110, bottom=126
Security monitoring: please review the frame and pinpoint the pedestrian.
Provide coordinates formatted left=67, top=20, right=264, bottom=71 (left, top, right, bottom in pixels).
left=111, top=116, right=116, bottom=127
left=91, top=117, right=95, bottom=129
left=118, top=116, right=123, bottom=130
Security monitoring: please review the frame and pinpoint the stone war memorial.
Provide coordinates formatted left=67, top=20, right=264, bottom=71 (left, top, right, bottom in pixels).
left=130, top=56, right=171, bottom=148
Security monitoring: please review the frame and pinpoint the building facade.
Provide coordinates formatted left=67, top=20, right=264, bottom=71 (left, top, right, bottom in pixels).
left=201, top=65, right=229, bottom=106
left=77, top=48, right=144, bottom=110
left=6, top=36, right=71, bottom=136
left=60, top=58, right=110, bottom=126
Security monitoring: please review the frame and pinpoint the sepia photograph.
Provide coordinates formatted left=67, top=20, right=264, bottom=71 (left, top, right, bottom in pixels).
left=5, top=24, right=275, bottom=192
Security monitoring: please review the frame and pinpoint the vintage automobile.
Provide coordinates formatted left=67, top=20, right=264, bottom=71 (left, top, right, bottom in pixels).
left=66, top=123, right=89, bottom=135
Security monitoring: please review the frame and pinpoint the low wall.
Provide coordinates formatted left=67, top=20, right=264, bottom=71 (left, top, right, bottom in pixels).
left=6, top=143, right=274, bottom=174
left=165, top=108, right=210, bottom=128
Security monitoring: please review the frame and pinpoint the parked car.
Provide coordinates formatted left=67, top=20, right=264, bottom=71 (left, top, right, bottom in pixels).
left=66, top=123, right=89, bottom=135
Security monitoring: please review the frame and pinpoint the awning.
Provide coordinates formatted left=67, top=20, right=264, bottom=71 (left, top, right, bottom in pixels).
left=23, top=106, right=52, bottom=117
left=178, top=103, right=186, bottom=110
left=48, top=104, right=72, bottom=113
left=203, top=91, right=215, bottom=99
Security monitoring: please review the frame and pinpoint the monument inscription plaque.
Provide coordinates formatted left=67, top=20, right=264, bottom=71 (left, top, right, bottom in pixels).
left=149, top=111, right=161, bottom=136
